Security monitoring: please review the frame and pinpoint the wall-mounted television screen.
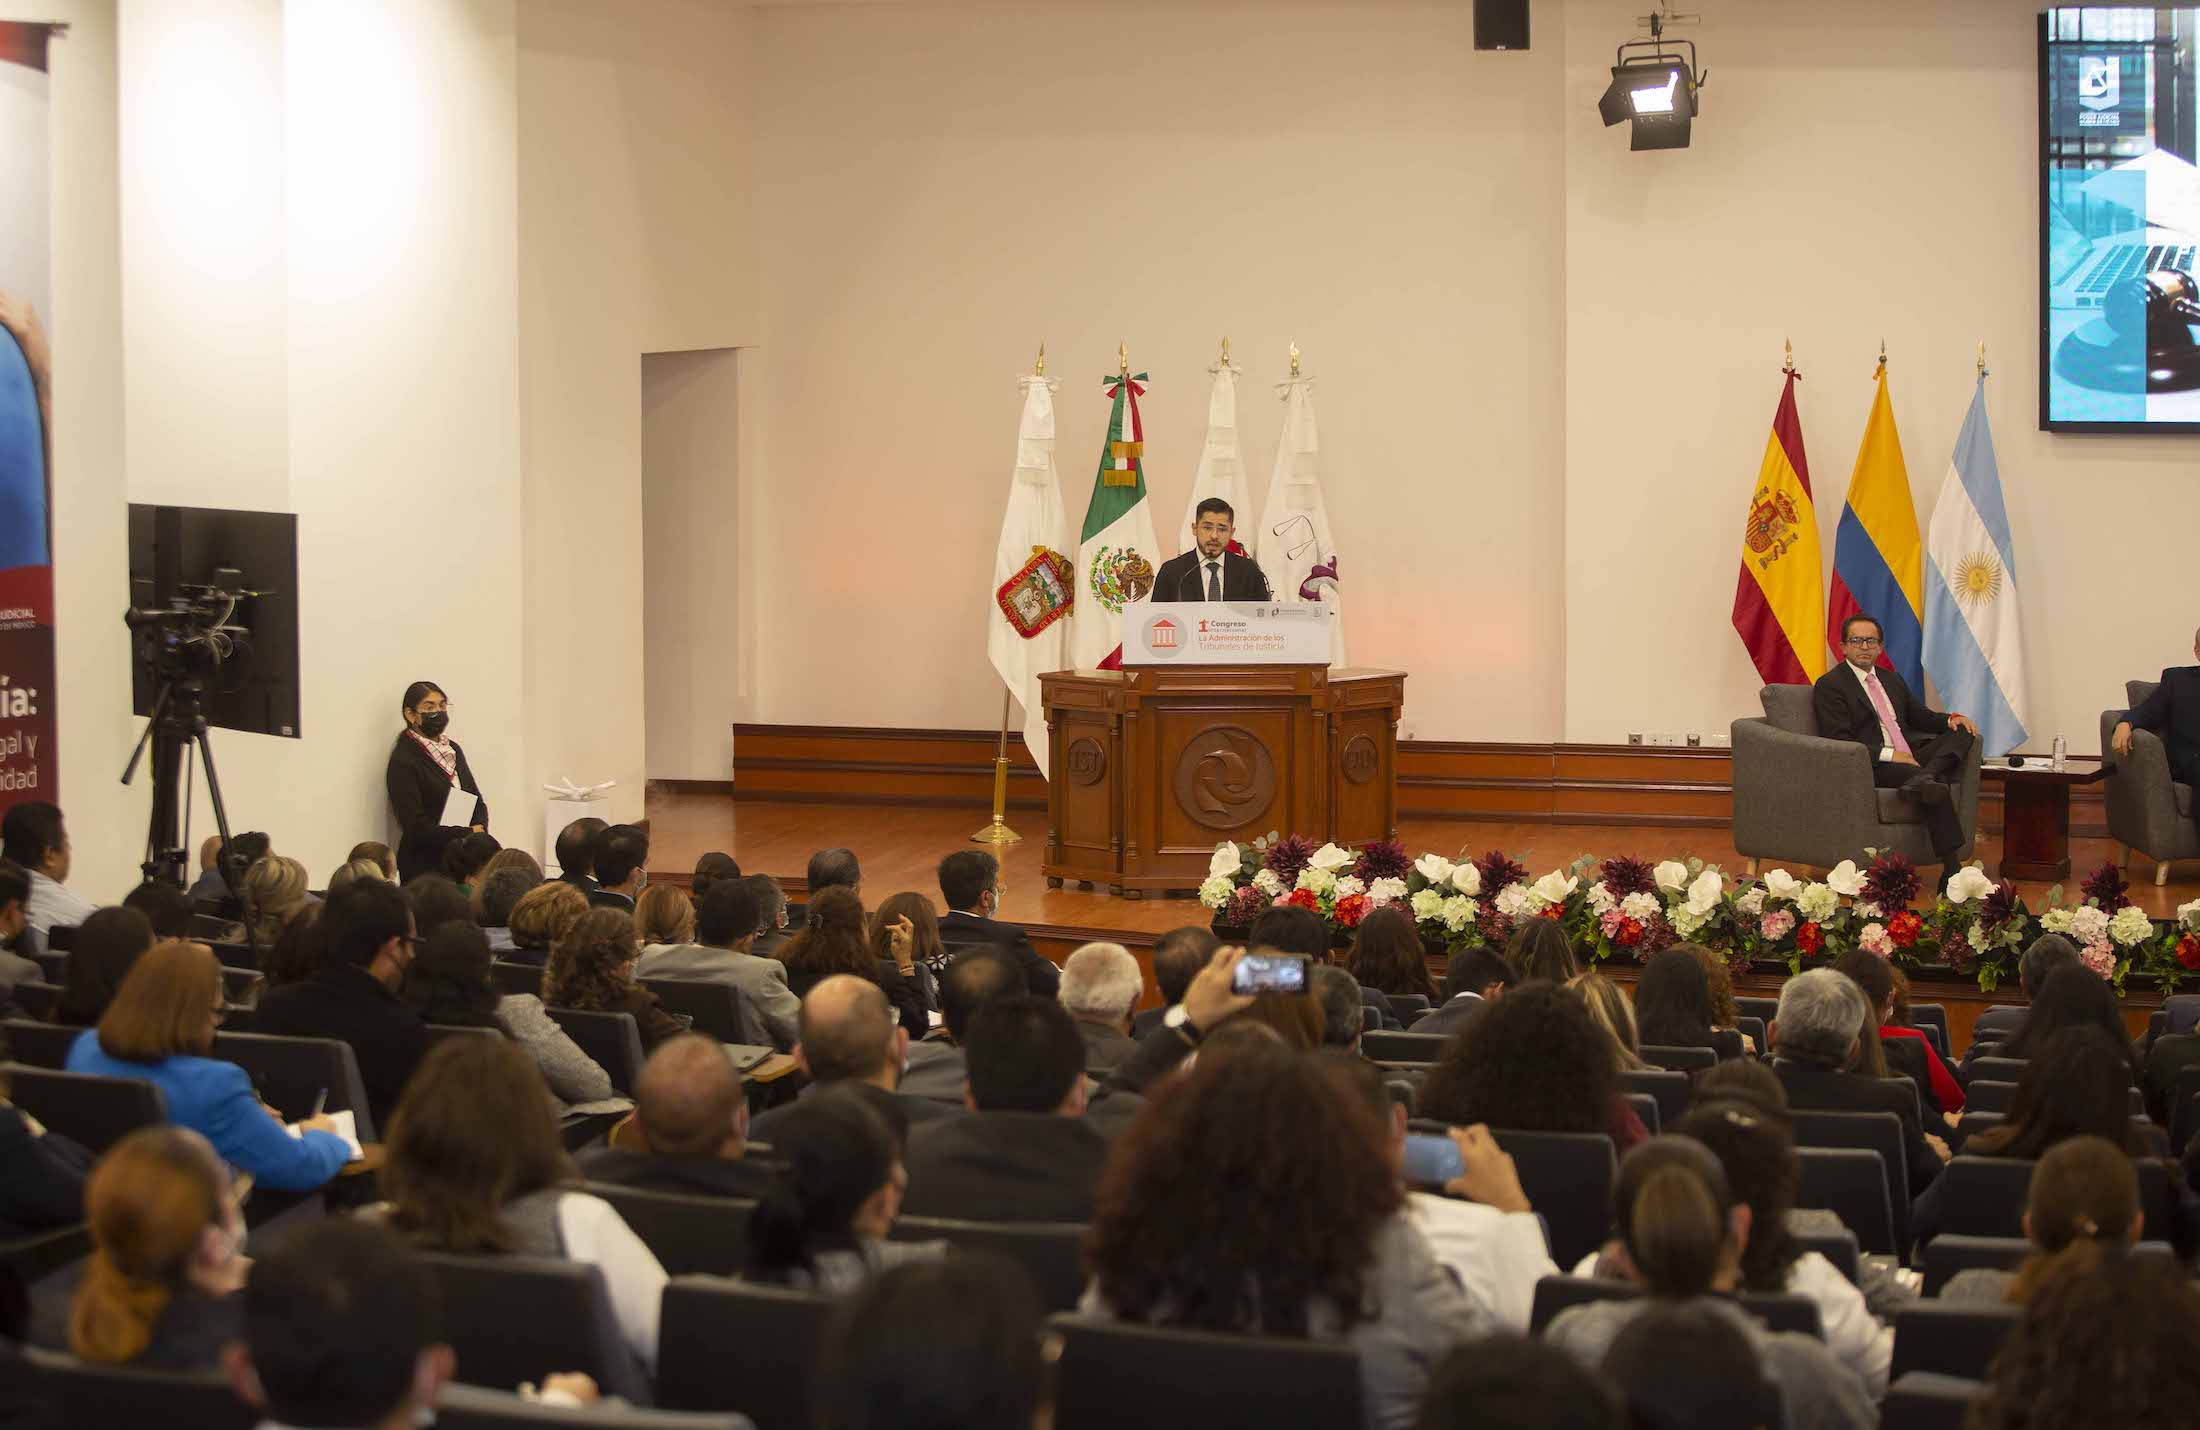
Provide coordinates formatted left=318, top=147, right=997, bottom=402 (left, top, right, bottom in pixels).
left=2041, top=6, right=2200, bottom=430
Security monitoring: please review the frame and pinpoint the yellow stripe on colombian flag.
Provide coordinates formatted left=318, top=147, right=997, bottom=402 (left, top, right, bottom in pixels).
left=1732, top=369, right=1825, bottom=685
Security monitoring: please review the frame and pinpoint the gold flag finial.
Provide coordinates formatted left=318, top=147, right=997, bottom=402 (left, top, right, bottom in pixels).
left=1118, top=340, right=1128, bottom=376
left=1783, top=338, right=1794, bottom=375
left=1220, top=336, right=1231, bottom=367
left=1035, top=341, right=1045, bottom=377
left=1977, top=340, right=1987, bottom=379
left=1288, top=340, right=1301, bottom=378
left=1877, top=338, right=1888, bottom=374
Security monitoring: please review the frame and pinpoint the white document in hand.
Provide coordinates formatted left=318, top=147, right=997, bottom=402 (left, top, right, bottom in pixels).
left=287, top=1108, right=366, bottom=1162
left=440, top=784, right=480, bottom=829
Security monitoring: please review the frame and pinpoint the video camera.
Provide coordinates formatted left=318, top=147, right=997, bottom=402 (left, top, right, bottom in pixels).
left=124, top=570, right=256, bottom=691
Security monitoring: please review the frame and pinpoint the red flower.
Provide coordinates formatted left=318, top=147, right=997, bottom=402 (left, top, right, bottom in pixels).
left=1887, top=910, right=1924, bottom=949
left=1539, top=904, right=1564, bottom=921
left=1796, top=922, right=1823, bottom=954
left=1283, top=888, right=1321, bottom=913
left=1616, top=917, right=1644, bottom=946
left=2178, top=934, right=2200, bottom=971
left=1334, top=894, right=1372, bottom=929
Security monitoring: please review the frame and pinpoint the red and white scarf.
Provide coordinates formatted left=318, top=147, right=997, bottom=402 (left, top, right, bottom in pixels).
left=407, top=728, right=460, bottom=785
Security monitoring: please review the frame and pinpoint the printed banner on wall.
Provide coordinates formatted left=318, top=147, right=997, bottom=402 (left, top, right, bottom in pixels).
left=0, top=23, right=55, bottom=814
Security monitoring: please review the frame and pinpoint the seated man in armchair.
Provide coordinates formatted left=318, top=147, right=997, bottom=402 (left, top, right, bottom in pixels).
left=2111, top=628, right=2200, bottom=846
left=1812, top=613, right=1977, bottom=891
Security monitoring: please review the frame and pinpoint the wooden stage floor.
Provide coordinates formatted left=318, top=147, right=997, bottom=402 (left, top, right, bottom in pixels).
left=645, top=790, right=2200, bottom=944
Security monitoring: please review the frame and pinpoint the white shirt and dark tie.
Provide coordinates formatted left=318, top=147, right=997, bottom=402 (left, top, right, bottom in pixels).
left=1203, top=557, right=1222, bottom=601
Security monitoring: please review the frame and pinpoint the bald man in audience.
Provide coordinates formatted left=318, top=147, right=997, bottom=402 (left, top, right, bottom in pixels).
left=577, top=1034, right=778, bottom=1198
left=750, top=974, right=961, bottom=1142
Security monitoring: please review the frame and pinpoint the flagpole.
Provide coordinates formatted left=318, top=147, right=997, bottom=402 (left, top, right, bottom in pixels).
left=970, top=684, right=1022, bottom=845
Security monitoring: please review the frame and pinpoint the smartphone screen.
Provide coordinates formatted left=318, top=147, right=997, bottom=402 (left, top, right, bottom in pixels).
left=1230, top=952, right=1310, bottom=995
left=1400, top=1132, right=1465, bottom=1187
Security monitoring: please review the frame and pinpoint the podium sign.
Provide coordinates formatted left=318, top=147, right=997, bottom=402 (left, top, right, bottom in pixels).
left=1121, top=602, right=1333, bottom=666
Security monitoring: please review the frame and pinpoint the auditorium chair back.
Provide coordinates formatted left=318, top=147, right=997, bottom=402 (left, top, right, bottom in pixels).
left=580, top=1184, right=755, bottom=1278
left=1480, top=1127, right=1615, bottom=1267
left=1618, top=1068, right=1690, bottom=1128
left=214, top=1030, right=378, bottom=1141
left=1791, top=1109, right=1908, bottom=1243
left=656, top=1276, right=832, bottom=1429
left=4, top=1064, right=166, bottom=1153
left=640, top=979, right=752, bottom=1046
left=435, top=1383, right=752, bottom=1430
left=11, top=982, right=58, bottom=1021
left=492, top=961, right=547, bottom=997
left=416, top=1251, right=651, bottom=1405
left=887, top=1215, right=1087, bottom=1312
left=2, top=1018, right=78, bottom=1069
left=1937, top=1156, right=2177, bottom=1243
left=1359, top=1030, right=1447, bottom=1065
left=1527, top=1277, right=1824, bottom=1339
left=21, top=1346, right=251, bottom=1428
left=1794, top=1146, right=1898, bottom=1258
left=1889, top=1303, right=2020, bottom=1381
left=1879, top=1372, right=1984, bottom=1430
left=1639, top=1044, right=1716, bottom=1073
left=1966, top=1056, right=2028, bottom=1083
left=546, top=1009, right=648, bottom=1095
left=1046, top=1313, right=1361, bottom=1430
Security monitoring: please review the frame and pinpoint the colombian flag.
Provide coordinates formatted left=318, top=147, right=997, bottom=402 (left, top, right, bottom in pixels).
left=1827, top=360, right=1924, bottom=691
left=1731, top=369, right=1824, bottom=685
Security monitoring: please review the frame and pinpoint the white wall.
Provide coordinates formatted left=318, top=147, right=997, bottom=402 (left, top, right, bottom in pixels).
left=641, top=346, right=742, bottom=780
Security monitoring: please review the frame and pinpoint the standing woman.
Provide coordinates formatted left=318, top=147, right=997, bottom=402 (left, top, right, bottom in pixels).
left=386, top=681, right=489, bottom=883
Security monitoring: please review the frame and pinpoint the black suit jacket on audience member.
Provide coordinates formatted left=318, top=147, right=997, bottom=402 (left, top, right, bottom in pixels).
left=1773, top=1058, right=1941, bottom=1199
left=1811, top=662, right=1951, bottom=758
left=1151, top=549, right=1274, bottom=603
left=938, top=911, right=1061, bottom=996
left=574, top=1145, right=779, bottom=1201
left=1408, top=993, right=1487, bottom=1040
left=2125, top=667, right=2200, bottom=765
left=250, top=963, right=433, bottom=1132
left=588, top=889, right=636, bottom=911
left=898, top=1111, right=1111, bottom=1223
left=749, top=1085, right=959, bottom=1144
left=1879, top=1034, right=1944, bottom=1119
left=385, top=734, right=489, bottom=883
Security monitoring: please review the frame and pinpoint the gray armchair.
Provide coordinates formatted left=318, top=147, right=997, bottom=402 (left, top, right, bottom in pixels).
left=1731, top=684, right=1981, bottom=873
left=2102, top=679, right=2200, bottom=885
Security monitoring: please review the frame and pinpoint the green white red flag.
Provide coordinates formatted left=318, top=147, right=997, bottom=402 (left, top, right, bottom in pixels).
left=1073, top=365, right=1161, bottom=669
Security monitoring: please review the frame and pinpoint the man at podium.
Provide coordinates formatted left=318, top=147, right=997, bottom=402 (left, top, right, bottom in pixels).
left=1153, top=499, right=1272, bottom=603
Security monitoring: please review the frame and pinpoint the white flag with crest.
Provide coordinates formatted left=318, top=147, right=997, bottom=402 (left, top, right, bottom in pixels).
left=1178, top=351, right=1255, bottom=558
left=988, top=372, right=1073, bottom=779
left=1255, top=366, right=1345, bottom=664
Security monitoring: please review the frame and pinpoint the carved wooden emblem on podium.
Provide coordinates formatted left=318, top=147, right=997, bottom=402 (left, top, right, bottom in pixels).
left=1173, top=725, right=1277, bottom=829
left=1066, top=737, right=1107, bottom=786
left=1341, top=734, right=1379, bottom=785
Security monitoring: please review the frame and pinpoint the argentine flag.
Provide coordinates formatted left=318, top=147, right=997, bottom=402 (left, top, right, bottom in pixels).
left=1922, top=379, right=2030, bottom=757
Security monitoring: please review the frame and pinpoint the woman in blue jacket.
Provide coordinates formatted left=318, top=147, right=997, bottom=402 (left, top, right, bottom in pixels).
left=67, top=940, right=350, bottom=1191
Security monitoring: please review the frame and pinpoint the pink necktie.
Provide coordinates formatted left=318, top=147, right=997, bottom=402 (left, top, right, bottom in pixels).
left=1863, top=669, right=1912, bottom=758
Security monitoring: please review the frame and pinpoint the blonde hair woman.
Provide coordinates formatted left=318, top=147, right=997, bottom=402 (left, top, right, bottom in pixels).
left=239, top=854, right=311, bottom=948
left=1566, top=971, right=1651, bottom=1073
left=634, top=882, right=696, bottom=952
left=69, top=1127, right=250, bottom=1370
left=326, top=857, right=387, bottom=895
left=505, top=880, right=589, bottom=969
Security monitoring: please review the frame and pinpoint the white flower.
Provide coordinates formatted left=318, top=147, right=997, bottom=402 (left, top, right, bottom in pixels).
left=1252, top=868, right=1284, bottom=897
left=1587, top=881, right=1617, bottom=915
left=1653, top=861, right=1689, bottom=893
left=1826, top=860, right=1865, bottom=897
left=1671, top=905, right=1708, bottom=938
left=1208, top=843, right=1242, bottom=879
left=1414, top=853, right=1457, bottom=886
left=1494, top=885, right=1534, bottom=919
left=2179, top=896, right=2200, bottom=932
left=1439, top=895, right=1478, bottom=932
left=1450, top=864, right=1482, bottom=897
left=1410, top=888, right=1446, bottom=921
left=1762, top=868, right=1801, bottom=901
left=1684, top=869, right=1724, bottom=917
left=1197, top=875, right=1236, bottom=909
left=2069, top=905, right=2111, bottom=943
left=2040, top=906, right=2076, bottom=935
left=1296, top=866, right=1337, bottom=896
left=1368, top=877, right=1407, bottom=907
left=1796, top=884, right=1838, bottom=921
left=1332, top=874, right=1366, bottom=900
left=1309, top=842, right=1354, bottom=873
left=1531, top=871, right=1579, bottom=905
left=1853, top=901, right=1881, bottom=920
left=1858, top=923, right=1893, bottom=957
left=2109, top=905, right=2154, bottom=948
left=1734, top=889, right=1765, bottom=919
left=1944, top=866, right=1995, bottom=905
left=1621, top=891, right=1662, bottom=921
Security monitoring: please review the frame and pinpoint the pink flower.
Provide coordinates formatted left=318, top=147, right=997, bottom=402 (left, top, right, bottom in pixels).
left=1759, top=909, right=1797, bottom=940
left=1599, top=909, right=1625, bottom=937
left=1857, top=923, right=1894, bottom=957
left=2079, top=943, right=2117, bottom=978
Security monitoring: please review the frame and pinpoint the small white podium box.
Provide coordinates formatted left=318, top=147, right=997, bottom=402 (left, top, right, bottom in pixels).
left=1119, top=601, right=1334, bottom=666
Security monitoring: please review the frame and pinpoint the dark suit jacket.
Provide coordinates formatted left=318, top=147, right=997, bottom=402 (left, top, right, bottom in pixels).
left=1408, top=993, right=1487, bottom=1039
left=588, top=889, right=636, bottom=912
left=2143, top=1031, right=2200, bottom=1127
left=1075, top=1019, right=1137, bottom=1072
left=2125, top=667, right=2200, bottom=764
left=385, top=734, right=488, bottom=882
left=1811, top=661, right=1950, bottom=759
left=1152, top=549, right=1273, bottom=603
left=938, top=910, right=1061, bottom=996
left=574, top=1145, right=779, bottom=1200
left=250, top=963, right=433, bottom=1131
left=1773, top=1058, right=1941, bottom=1198
left=749, top=1084, right=960, bottom=1144
left=1880, top=1033, right=1944, bottom=1118
left=899, top=1111, right=1110, bottom=1223
left=1130, top=1006, right=1172, bottom=1041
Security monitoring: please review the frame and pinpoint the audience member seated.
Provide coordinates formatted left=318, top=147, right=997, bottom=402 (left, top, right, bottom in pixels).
left=1941, top=1134, right=2141, bottom=1305
left=505, top=879, right=589, bottom=969
left=1507, top=918, right=1580, bottom=985
left=544, top=907, right=686, bottom=1052
left=474, top=867, right=539, bottom=954
left=935, top=850, right=1060, bottom=995
left=262, top=903, right=325, bottom=991
left=120, top=880, right=194, bottom=940
left=753, top=976, right=959, bottom=1140
left=744, top=1086, right=939, bottom=1294
left=1964, top=1242, right=2200, bottom=1430
left=1834, top=948, right=1961, bottom=1113
left=815, top=1256, right=1049, bottom=1430
left=1, top=802, right=90, bottom=957
left=638, top=878, right=801, bottom=1050
left=869, top=894, right=947, bottom=1003
left=1421, top=982, right=1647, bottom=1154
left=898, top=950, right=1022, bottom=1103
left=327, top=857, right=388, bottom=896
left=1347, top=905, right=1439, bottom=1011
left=406, top=873, right=475, bottom=940
left=553, top=816, right=607, bottom=894
left=1669, top=1100, right=1890, bottom=1395
left=1632, top=946, right=1746, bottom=1060
left=0, top=1036, right=91, bottom=1236
left=899, top=994, right=1107, bottom=1222
left=0, top=862, right=30, bottom=995
left=1323, top=1054, right=1553, bottom=1330
left=404, top=922, right=621, bottom=1114
left=2143, top=1006, right=2200, bottom=1127
left=240, top=854, right=313, bottom=950
left=1132, top=925, right=1218, bottom=1040
left=689, top=851, right=741, bottom=903
left=1543, top=1137, right=1874, bottom=1430
left=1965, top=932, right=2080, bottom=1066
left=380, top=1037, right=666, bottom=1371
left=807, top=846, right=864, bottom=902
left=1991, top=963, right=2140, bottom=1076
left=1565, top=972, right=1650, bottom=1073
left=1097, top=947, right=1260, bottom=1095
left=252, top=879, right=433, bottom=1130
left=52, top=906, right=155, bottom=1027
left=577, top=1033, right=772, bottom=1197
left=780, top=887, right=929, bottom=1037
left=68, top=1127, right=247, bottom=1371
left=1769, top=968, right=1945, bottom=1198
left=349, top=839, right=399, bottom=883
left=1312, top=964, right=1366, bottom=1051
left=1414, top=1336, right=1621, bottom=1430
left=633, top=881, right=695, bottom=954
left=440, top=831, right=500, bottom=896
left=1057, top=941, right=1142, bottom=1071
left=1085, top=1042, right=1490, bottom=1430
left=746, top=872, right=792, bottom=961
left=477, top=846, right=543, bottom=887
left=67, top=940, right=349, bottom=1189
left=586, top=825, right=651, bottom=911
left=1682, top=942, right=1756, bottom=1054
left=1408, top=947, right=1517, bottom=1038
left=185, top=834, right=229, bottom=906
left=1598, top=1302, right=1778, bottom=1430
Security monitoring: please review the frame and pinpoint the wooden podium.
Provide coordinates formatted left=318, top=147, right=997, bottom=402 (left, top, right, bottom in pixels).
left=1039, top=663, right=1405, bottom=897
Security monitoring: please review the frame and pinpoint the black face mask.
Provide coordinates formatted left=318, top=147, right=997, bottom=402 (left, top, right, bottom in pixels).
left=416, top=711, right=450, bottom=739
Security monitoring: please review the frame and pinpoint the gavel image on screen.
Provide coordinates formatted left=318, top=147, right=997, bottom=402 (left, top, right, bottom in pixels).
left=2104, top=266, right=2200, bottom=342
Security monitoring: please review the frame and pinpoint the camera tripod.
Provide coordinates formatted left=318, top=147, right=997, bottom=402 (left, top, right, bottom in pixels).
left=120, top=673, right=236, bottom=891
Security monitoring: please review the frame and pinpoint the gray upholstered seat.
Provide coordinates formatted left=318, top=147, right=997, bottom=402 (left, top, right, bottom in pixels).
left=1731, top=684, right=1982, bottom=872
left=2103, top=679, right=2200, bottom=885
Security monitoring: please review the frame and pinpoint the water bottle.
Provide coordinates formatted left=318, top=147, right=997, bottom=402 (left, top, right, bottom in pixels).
left=2052, top=734, right=2067, bottom=772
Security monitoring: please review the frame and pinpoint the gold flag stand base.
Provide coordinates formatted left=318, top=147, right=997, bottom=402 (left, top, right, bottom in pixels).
left=971, top=690, right=1022, bottom=845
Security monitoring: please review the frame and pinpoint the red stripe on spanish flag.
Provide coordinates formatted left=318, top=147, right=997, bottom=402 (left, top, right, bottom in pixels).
left=1732, top=370, right=1826, bottom=685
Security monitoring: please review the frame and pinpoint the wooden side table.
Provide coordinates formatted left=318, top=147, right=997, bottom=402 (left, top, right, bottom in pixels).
left=1983, top=758, right=2109, bottom=880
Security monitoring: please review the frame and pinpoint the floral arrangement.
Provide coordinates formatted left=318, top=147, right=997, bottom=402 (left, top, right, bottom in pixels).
left=2144, top=897, right=2200, bottom=993
left=1729, top=862, right=1850, bottom=973
left=1199, top=835, right=1413, bottom=936
left=1924, top=864, right=2032, bottom=991
left=2037, top=862, right=2157, bottom=987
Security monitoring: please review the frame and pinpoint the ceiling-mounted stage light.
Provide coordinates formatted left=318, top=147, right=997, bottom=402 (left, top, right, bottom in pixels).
left=1597, top=8, right=1706, bottom=151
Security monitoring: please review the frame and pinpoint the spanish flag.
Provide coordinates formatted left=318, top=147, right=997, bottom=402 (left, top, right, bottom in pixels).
left=1731, top=367, right=1824, bottom=685
left=1827, top=357, right=1925, bottom=691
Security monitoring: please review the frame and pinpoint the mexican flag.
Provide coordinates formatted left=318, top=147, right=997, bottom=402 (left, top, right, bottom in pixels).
left=1073, top=366, right=1161, bottom=670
